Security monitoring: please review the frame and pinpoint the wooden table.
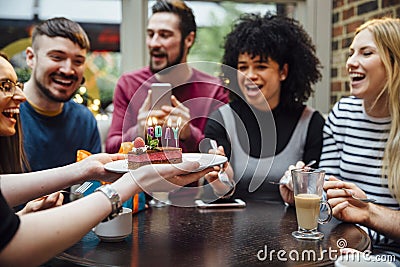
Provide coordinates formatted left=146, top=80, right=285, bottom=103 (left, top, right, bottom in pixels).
left=46, top=200, right=370, bottom=267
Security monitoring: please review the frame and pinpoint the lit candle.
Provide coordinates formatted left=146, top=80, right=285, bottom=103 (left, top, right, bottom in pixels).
left=147, top=117, right=154, bottom=138
left=154, top=118, right=162, bottom=138
left=165, top=118, right=172, bottom=147
left=172, top=117, right=181, bottom=147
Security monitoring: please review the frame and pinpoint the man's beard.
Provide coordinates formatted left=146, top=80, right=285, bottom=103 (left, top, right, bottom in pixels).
left=150, top=39, right=185, bottom=74
left=35, top=74, right=76, bottom=103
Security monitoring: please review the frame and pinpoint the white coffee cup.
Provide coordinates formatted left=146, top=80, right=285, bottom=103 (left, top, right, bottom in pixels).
left=93, top=207, right=132, bottom=242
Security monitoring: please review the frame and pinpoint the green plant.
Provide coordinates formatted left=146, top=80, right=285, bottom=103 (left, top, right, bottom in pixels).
left=15, top=67, right=31, bottom=83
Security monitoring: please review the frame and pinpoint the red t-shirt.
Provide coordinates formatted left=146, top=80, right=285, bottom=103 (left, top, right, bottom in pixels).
left=106, top=66, right=229, bottom=153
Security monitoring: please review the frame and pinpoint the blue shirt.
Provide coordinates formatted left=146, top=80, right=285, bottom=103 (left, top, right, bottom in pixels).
left=20, top=100, right=101, bottom=171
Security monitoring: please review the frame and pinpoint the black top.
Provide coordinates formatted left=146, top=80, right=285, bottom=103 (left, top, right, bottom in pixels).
left=0, top=188, right=20, bottom=252
left=204, top=99, right=325, bottom=165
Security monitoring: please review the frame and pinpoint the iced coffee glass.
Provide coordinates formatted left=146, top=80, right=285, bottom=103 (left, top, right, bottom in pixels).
left=292, top=168, right=332, bottom=240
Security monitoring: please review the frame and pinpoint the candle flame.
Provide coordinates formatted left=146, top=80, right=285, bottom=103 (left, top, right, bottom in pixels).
left=177, top=117, right=182, bottom=127
left=167, top=118, right=172, bottom=127
left=152, top=117, right=158, bottom=125
left=147, top=117, right=152, bottom=127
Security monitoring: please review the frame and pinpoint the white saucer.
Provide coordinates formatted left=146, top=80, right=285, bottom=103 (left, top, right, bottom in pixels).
left=96, top=234, right=130, bottom=242
left=105, top=153, right=227, bottom=173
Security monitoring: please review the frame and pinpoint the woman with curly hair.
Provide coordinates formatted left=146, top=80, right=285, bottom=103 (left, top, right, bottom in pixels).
left=203, top=13, right=324, bottom=201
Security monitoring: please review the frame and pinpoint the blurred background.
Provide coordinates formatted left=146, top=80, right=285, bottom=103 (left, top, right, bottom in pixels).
left=1, top=0, right=399, bottom=120
left=0, top=1, right=280, bottom=117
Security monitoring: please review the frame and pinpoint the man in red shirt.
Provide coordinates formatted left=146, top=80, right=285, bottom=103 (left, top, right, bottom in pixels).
left=106, top=0, right=228, bottom=154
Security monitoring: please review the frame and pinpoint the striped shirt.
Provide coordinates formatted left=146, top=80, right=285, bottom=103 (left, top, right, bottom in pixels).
left=320, top=96, right=399, bottom=209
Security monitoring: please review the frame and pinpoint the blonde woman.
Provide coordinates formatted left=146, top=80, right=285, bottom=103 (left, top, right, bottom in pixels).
left=321, top=18, right=400, bottom=243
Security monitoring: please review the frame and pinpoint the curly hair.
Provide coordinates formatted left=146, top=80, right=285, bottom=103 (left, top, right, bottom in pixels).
left=222, top=13, right=322, bottom=109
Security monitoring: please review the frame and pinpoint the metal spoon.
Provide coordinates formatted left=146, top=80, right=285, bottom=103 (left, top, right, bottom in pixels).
left=209, top=140, right=232, bottom=186
left=343, top=188, right=376, bottom=203
left=268, top=160, right=317, bottom=185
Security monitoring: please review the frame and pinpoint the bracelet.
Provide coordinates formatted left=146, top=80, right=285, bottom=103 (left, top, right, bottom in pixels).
left=95, top=184, right=122, bottom=222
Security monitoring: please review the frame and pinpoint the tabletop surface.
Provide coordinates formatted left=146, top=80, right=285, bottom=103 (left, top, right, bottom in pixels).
left=45, top=200, right=370, bottom=267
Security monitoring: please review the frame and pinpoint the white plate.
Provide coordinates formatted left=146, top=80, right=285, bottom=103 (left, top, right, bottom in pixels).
left=183, top=153, right=227, bottom=172
left=105, top=159, right=129, bottom=173
left=104, top=153, right=227, bottom=173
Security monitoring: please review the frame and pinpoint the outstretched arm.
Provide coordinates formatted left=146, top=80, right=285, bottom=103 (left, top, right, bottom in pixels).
left=1, top=153, right=125, bottom=207
left=324, top=177, right=400, bottom=242
left=0, top=162, right=212, bottom=267
left=366, top=203, right=400, bottom=242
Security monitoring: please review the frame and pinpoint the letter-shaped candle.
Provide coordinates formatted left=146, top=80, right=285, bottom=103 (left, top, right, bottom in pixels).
left=165, top=118, right=172, bottom=147
left=147, top=117, right=154, bottom=137
left=172, top=117, right=181, bottom=147
left=154, top=118, right=162, bottom=138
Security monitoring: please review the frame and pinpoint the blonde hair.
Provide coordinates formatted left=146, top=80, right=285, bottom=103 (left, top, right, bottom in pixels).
left=355, top=17, right=400, bottom=202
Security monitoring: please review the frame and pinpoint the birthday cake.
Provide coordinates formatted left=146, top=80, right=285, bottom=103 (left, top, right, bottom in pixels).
left=127, top=136, right=182, bottom=170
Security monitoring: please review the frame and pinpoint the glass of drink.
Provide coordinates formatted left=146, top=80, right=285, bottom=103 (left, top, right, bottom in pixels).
left=291, top=168, right=332, bottom=240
